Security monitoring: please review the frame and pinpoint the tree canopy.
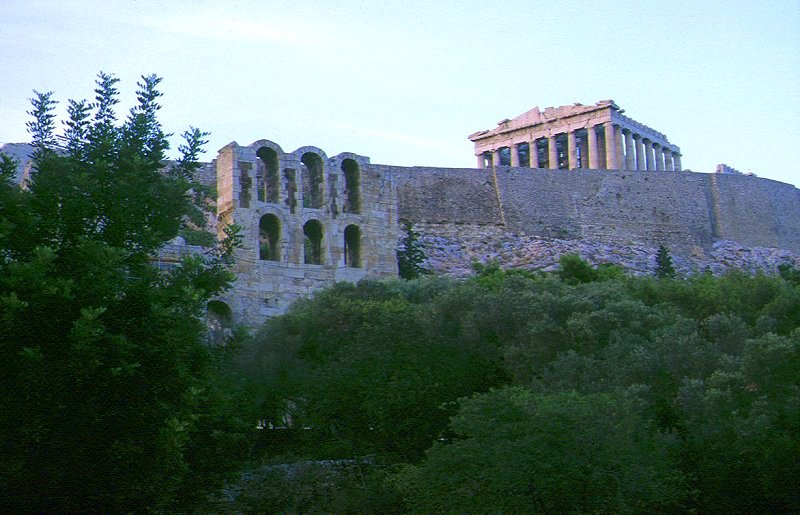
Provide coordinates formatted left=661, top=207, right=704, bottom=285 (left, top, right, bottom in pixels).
left=0, top=73, right=249, bottom=511
left=236, top=257, right=800, bottom=513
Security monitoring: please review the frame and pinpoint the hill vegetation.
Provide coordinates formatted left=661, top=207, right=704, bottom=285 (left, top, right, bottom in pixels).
left=230, top=261, right=800, bottom=513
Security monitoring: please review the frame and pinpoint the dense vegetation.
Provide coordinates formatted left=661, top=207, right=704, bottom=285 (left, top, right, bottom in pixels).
left=236, top=262, right=800, bottom=513
left=0, top=74, right=250, bottom=511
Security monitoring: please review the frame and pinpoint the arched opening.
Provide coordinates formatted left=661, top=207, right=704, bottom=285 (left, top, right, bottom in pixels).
left=256, top=147, right=280, bottom=203
left=344, top=224, right=361, bottom=268
left=303, top=219, right=323, bottom=265
left=341, top=159, right=361, bottom=214
left=301, top=152, right=324, bottom=209
left=206, top=300, right=233, bottom=346
left=259, top=214, right=281, bottom=261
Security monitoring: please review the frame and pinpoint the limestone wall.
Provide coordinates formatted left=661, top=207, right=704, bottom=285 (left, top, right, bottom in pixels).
left=393, top=165, right=800, bottom=255
left=215, top=141, right=398, bottom=327
left=710, top=173, right=800, bottom=251
left=388, top=166, right=501, bottom=225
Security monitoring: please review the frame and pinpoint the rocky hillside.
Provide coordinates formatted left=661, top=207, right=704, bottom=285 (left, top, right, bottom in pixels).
left=408, top=222, right=800, bottom=277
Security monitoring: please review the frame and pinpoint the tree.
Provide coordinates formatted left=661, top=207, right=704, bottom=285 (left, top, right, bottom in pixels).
left=241, top=279, right=507, bottom=461
left=395, top=388, right=690, bottom=513
left=397, top=221, right=428, bottom=279
left=557, top=253, right=598, bottom=283
left=655, top=243, right=676, bottom=278
left=0, top=73, right=249, bottom=511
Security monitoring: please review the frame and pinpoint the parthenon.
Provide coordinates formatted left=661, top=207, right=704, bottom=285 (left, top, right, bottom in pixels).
left=468, top=100, right=682, bottom=172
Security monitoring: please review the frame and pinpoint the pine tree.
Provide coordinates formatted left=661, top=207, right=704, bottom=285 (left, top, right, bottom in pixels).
left=397, top=221, right=428, bottom=279
left=655, top=243, right=676, bottom=278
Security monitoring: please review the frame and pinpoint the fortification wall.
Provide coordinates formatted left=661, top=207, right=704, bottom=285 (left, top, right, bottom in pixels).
left=710, top=173, right=800, bottom=251
left=393, top=165, right=800, bottom=255
left=387, top=166, right=501, bottom=225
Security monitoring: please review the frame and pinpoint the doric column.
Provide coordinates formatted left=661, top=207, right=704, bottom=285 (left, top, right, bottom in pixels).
left=615, top=126, right=625, bottom=170
left=664, top=147, right=674, bottom=171
left=530, top=139, right=540, bottom=168
left=494, top=148, right=503, bottom=168
left=673, top=152, right=682, bottom=171
left=604, top=123, right=617, bottom=170
left=654, top=144, right=664, bottom=171
left=567, top=131, right=578, bottom=170
left=588, top=125, right=599, bottom=169
left=476, top=154, right=484, bottom=169
left=644, top=139, right=654, bottom=171
left=624, top=130, right=635, bottom=170
left=510, top=144, right=519, bottom=167
left=578, top=131, right=589, bottom=168
left=634, top=135, right=645, bottom=170
left=548, top=135, right=558, bottom=169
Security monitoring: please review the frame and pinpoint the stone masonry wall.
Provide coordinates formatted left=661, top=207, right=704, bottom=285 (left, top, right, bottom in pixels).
left=215, top=141, right=398, bottom=327
left=393, top=165, right=800, bottom=255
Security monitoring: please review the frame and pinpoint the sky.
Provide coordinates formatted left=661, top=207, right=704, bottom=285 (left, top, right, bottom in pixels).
left=1, top=0, right=799, bottom=186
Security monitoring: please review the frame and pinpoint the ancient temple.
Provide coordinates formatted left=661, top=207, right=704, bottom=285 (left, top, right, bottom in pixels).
left=468, top=100, right=681, bottom=172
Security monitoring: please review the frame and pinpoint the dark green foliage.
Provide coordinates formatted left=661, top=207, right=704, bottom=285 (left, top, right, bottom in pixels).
left=557, top=253, right=598, bottom=283
left=0, top=74, right=251, bottom=511
left=778, top=262, right=800, bottom=285
left=655, top=243, right=677, bottom=278
left=208, top=460, right=403, bottom=513
left=397, top=221, right=427, bottom=279
left=396, top=388, right=689, bottom=513
left=241, top=279, right=508, bottom=462
left=235, top=264, right=800, bottom=512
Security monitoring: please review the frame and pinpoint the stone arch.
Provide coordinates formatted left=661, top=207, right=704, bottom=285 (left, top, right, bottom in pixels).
left=303, top=219, right=324, bottom=265
left=341, top=158, right=361, bottom=214
left=206, top=300, right=233, bottom=346
left=256, top=146, right=280, bottom=203
left=344, top=224, right=361, bottom=268
left=300, top=152, right=324, bottom=209
left=259, top=213, right=281, bottom=261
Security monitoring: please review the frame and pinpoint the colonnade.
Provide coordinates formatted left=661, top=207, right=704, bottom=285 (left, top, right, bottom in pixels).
left=477, top=122, right=682, bottom=172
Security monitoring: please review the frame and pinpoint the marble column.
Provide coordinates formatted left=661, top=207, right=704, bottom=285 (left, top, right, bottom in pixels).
left=587, top=125, right=599, bottom=169
left=624, top=130, right=635, bottom=170
left=510, top=144, right=519, bottom=167
left=634, top=135, right=645, bottom=170
left=476, top=154, right=484, bottom=169
left=654, top=144, right=664, bottom=171
left=673, top=153, right=682, bottom=171
left=567, top=131, right=578, bottom=170
left=644, top=139, right=654, bottom=171
left=494, top=148, right=503, bottom=168
left=548, top=135, right=558, bottom=169
left=578, top=131, right=589, bottom=168
left=615, top=126, right=625, bottom=170
left=530, top=139, right=540, bottom=168
left=604, top=123, right=617, bottom=170
left=664, top=148, right=673, bottom=171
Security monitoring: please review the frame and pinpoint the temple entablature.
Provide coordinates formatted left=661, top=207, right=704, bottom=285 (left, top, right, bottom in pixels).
left=469, top=100, right=681, bottom=172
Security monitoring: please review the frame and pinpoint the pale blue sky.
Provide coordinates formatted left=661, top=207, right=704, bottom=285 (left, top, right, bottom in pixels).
left=2, top=0, right=799, bottom=186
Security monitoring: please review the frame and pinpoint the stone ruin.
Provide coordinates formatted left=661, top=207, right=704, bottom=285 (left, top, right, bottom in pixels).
left=469, top=100, right=681, bottom=172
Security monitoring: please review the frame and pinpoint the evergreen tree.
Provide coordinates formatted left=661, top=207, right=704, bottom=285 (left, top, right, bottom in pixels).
left=0, top=74, right=249, bottom=511
left=397, top=220, right=428, bottom=279
left=655, top=243, right=676, bottom=278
